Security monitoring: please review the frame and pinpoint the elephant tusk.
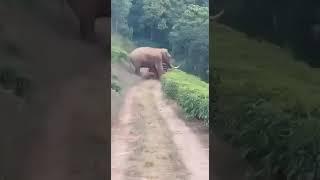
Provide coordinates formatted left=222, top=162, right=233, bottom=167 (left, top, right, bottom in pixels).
left=171, top=64, right=181, bottom=69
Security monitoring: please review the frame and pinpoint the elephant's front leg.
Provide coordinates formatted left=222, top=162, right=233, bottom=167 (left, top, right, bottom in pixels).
left=149, top=66, right=157, bottom=79
left=155, top=62, right=164, bottom=80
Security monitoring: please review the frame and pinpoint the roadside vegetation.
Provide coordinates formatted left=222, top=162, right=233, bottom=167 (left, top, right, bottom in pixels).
left=161, top=70, right=209, bottom=126
left=111, top=34, right=134, bottom=93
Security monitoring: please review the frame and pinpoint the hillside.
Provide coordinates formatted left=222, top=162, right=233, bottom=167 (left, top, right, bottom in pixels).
left=212, top=22, right=320, bottom=179
left=212, top=23, right=320, bottom=108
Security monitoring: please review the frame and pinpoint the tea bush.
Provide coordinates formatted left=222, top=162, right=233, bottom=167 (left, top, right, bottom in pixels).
left=161, top=70, right=209, bottom=126
left=212, top=23, right=320, bottom=180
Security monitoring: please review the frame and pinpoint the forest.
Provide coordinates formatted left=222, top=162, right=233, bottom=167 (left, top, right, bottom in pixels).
left=112, top=0, right=209, bottom=81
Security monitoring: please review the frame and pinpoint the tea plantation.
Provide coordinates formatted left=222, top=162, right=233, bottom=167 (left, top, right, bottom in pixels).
left=161, top=70, right=209, bottom=126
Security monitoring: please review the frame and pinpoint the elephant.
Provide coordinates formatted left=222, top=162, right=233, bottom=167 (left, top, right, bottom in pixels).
left=128, top=47, right=180, bottom=79
left=144, top=71, right=156, bottom=79
left=147, top=62, right=168, bottom=79
left=146, top=64, right=165, bottom=79
left=64, top=0, right=110, bottom=41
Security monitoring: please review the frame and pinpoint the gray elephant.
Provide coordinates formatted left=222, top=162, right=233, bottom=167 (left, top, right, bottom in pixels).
left=128, top=47, right=180, bottom=79
left=64, top=0, right=109, bottom=41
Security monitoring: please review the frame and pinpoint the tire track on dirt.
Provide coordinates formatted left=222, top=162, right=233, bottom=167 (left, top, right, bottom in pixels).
left=112, top=80, right=209, bottom=180
left=153, top=82, right=209, bottom=180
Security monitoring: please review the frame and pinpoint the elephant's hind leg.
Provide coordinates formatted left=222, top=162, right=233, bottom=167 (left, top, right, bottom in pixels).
left=154, top=63, right=163, bottom=80
left=152, top=65, right=160, bottom=80
left=149, top=66, right=157, bottom=79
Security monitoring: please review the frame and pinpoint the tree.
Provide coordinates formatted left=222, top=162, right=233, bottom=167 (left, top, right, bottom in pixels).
left=112, top=0, right=132, bottom=35
left=127, top=0, right=145, bottom=38
left=142, top=0, right=170, bottom=40
left=169, top=4, right=209, bottom=81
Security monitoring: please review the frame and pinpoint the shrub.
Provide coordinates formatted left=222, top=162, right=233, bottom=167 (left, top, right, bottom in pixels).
left=111, top=46, right=128, bottom=63
left=161, top=70, right=209, bottom=126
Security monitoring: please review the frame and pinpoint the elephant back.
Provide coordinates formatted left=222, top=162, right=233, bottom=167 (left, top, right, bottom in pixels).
left=131, top=47, right=162, bottom=59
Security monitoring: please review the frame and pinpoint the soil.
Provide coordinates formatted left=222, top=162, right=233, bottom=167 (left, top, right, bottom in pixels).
left=111, top=80, right=209, bottom=180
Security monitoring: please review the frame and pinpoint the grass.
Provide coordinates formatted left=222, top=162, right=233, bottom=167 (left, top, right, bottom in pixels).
left=111, top=33, right=136, bottom=92
left=111, top=33, right=136, bottom=64
left=111, top=33, right=135, bottom=53
left=161, top=70, right=209, bottom=126
left=211, top=22, right=320, bottom=179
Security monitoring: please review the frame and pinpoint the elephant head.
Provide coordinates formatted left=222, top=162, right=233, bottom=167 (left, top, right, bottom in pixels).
left=160, top=48, right=180, bottom=70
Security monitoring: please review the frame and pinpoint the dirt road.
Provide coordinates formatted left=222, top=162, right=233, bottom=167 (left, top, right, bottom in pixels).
left=111, top=80, right=209, bottom=180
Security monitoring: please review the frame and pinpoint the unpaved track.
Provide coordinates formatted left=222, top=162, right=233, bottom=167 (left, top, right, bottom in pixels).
left=112, top=80, right=209, bottom=180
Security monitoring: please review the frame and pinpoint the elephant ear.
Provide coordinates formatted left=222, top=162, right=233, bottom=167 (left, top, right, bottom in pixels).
left=161, top=49, right=171, bottom=63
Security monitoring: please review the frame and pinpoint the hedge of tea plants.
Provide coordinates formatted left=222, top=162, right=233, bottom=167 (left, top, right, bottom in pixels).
left=161, top=70, right=209, bottom=126
left=212, top=23, right=320, bottom=180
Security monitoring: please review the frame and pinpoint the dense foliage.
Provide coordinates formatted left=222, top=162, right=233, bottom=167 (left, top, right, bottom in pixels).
left=112, top=0, right=209, bottom=82
left=211, top=22, right=320, bottom=180
left=112, top=0, right=132, bottom=37
left=161, top=70, right=209, bottom=126
left=111, top=77, right=121, bottom=93
left=169, top=4, right=209, bottom=81
left=212, top=0, right=320, bottom=67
